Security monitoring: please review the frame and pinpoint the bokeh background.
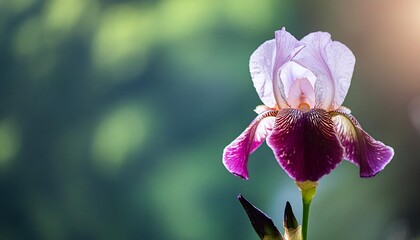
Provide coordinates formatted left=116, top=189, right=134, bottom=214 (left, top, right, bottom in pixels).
left=1, top=0, right=420, bottom=239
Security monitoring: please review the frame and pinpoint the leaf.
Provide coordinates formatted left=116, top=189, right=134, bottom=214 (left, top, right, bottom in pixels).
left=283, top=201, right=302, bottom=240
left=238, top=194, right=284, bottom=240
left=284, top=201, right=298, bottom=229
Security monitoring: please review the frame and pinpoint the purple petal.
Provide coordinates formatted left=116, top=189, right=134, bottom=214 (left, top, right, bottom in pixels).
left=250, top=28, right=304, bottom=108
left=331, top=110, right=394, bottom=177
left=294, top=32, right=355, bottom=110
left=266, top=108, right=344, bottom=182
left=223, top=110, right=277, bottom=179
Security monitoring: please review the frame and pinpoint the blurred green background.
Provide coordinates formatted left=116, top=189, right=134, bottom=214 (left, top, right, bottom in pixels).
left=1, top=0, right=420, bottom=239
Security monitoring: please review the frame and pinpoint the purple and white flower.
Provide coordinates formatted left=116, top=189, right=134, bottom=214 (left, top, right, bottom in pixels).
left=223, top=28, right=394, bottom=182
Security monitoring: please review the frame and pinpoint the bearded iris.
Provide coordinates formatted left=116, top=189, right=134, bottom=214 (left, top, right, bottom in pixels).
left=223, top=28, right=394, bottom=182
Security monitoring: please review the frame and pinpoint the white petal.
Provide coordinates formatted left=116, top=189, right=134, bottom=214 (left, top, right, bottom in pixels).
left=250, top=39, right=277, bottom=108
left=279, top=61, right=316, bottom=102
left=294, top=32, right=355, bottom=110
left=325, top=41, right=356, bottom=108
left=287, top=78, right=316, bottom=109
left=273, top=28, right=305, bottom=108
left=249, top=28, right=304, bottom=108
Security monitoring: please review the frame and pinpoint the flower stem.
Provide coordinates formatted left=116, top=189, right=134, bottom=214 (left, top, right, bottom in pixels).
left=301, top=198, right=312, bottom=240
left=295, top=181, right=318, bottom=240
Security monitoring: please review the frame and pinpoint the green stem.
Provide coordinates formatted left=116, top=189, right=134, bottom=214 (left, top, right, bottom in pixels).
left=295, top=181, right=317, bottom=240
left=301, top=199, right=312, bottom=240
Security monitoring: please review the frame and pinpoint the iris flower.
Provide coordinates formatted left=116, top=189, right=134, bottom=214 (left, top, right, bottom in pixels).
left=223, top=28, right=394, bottom=182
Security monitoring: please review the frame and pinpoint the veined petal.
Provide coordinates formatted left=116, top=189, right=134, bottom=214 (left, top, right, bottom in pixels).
left=294, top=32, right=355, bottom=110
left=266, top=108, right=344, bottom=182
left=250, top=28, right=304, bottom=108
left=330, top=110, right=394, bottom=177
left=223, top=110, right=277, bottom=179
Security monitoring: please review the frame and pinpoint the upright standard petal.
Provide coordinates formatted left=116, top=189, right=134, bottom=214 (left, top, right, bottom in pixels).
left=223, top=110, right=277, bottom=179
left=294, top=32, right=355, bottom=110
left=273, top=29, right=306, bottom=108
left=250, top=28, right=304, bottom=108
left=279, top=61, right=317, bottom=108
left=330, top=110, right=394, bottom=177
left=266, top=109, right=344, bottom=182
left=250, top=39, right=277, bottom=108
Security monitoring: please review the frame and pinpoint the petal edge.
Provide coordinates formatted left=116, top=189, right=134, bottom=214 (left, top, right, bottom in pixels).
left=223, top=110, right=277, bottom=179
left=331, top=110, right=394, bottom=177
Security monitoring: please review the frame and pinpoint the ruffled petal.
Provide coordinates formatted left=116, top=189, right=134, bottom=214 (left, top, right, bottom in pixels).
left=250, top=28, right=304, bottom=108
left=266, top=108, right=344, bottom=182
left=330, top=110, right=394, bottom=177
left=249, top=39, right=277, bottom=108
left=273, top=28, right=305, bottom=108
left=294, top=32, right=355, bottom=110
left=223, top=110, right=277, bottom=179
left=325, top=41, right=355, bottom=108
